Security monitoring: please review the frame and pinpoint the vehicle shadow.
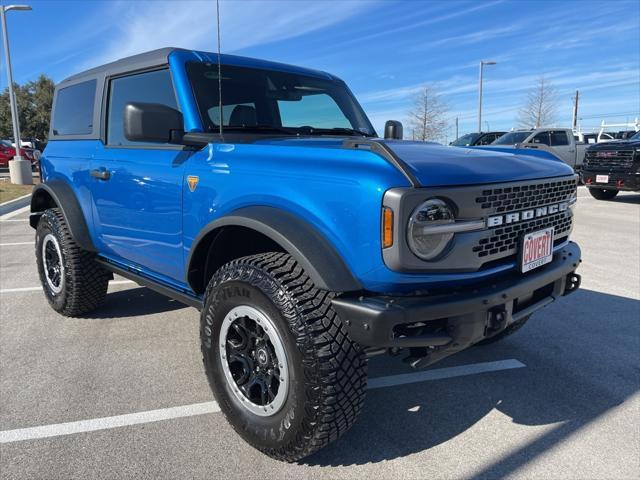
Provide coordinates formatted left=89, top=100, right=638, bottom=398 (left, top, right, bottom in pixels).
left=84, top=286, right=188, bottom=319
left=612, top=193, right=640, bottom=205
left=303, top=288, right=639, bottom=474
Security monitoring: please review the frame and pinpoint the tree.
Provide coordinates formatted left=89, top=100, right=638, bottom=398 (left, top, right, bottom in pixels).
left=0, top=74, right=55, bottom=144
left=406, top=85, right=448, bottom=142
left=0, top=83, right=26, bottom=140
left=516, top=76, right=558, bottom=128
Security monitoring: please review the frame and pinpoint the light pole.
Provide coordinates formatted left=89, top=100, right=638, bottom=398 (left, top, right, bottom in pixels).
left=1, top=4, right=32, bottom=185
left=477, top=60, right=496, bottom=134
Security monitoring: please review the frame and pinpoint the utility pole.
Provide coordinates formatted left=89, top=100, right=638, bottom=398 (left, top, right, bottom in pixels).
left=571, top=90, right=579, bottom=131
left=1, top=4, right=33, bottom=185
left=455, top=117, right=458, bottom=140
left=477, top=60, right=496, bottom=133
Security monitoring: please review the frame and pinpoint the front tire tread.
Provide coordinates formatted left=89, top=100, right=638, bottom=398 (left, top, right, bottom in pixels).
left=201, top=252, right=367, bottom=462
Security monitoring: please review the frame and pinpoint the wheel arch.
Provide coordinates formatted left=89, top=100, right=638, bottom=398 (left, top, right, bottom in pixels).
left=187, top=206, right=362, bottom=294
left=30, top=180, right=96, bottom=251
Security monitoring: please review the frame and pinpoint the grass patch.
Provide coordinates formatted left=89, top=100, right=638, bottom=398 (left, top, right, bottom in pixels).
left=0, top=180, right=34, bottom=203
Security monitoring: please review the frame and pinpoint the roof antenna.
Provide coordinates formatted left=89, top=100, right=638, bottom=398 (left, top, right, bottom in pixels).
left=216, top=0, right=224, bottom=140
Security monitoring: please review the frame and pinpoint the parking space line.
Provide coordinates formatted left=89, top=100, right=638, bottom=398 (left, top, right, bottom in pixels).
left=0, top=194, right=31, bottom=208
left=0, top=205, right=30, bottom=220
left=0, top=241, right=34, bottom=246
left=0, top=280, right=134, bottom=294
left=0, top=359, right=525, bottom=444
left=0, top=402, right=220, bottom=444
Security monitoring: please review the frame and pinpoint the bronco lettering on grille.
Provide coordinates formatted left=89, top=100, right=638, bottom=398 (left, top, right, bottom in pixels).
left=487, top=202, right=569, bottom=227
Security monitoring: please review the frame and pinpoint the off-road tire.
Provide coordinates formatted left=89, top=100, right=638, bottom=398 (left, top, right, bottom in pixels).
left=36, top=208, right=110, bottom=316
left=200, top=252, right=367, bottom=462
left=588, top=188, right=619, bottom=200
left=477, top=315, right=531, bottom=345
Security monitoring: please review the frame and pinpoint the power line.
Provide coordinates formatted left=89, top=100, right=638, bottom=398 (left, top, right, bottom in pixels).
left=451, top=109, right=639, bottom=124
left=578, top=111, right=639, bottom=120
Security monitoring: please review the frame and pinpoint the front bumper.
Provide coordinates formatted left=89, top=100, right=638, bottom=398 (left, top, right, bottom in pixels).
left=332, top=242, right=581, bottom=366
left=581, top=170, right=640, bottom=191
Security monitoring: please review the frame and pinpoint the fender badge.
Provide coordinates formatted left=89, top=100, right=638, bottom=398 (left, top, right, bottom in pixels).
left=187, top=175, right=199, bottom=192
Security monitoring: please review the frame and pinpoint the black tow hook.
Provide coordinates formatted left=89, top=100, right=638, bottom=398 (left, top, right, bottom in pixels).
left=485, top=306, right=508, bottom=336
left=563, top=273, right=581, bottom=296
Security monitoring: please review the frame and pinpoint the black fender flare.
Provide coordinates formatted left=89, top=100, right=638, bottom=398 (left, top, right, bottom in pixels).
left=30, top=180, right=96, bottom=252
left=187, top=206, right=362, bottom=293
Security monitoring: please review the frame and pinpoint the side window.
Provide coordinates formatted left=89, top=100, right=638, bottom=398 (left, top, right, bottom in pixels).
left=478, top=135, right=491, bottom=145
left=485, top=134, right=499, bottom=144
left=550, top=131, right=569, bottom=146
left=107, top=69, right=179, bottom=146
left=52, top=80, right=96, bottom=136
left=531, top=132, right=550, bottom=145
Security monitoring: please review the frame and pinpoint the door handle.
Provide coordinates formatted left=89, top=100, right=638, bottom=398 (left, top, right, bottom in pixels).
left=90, top=168, right=110, bottom=180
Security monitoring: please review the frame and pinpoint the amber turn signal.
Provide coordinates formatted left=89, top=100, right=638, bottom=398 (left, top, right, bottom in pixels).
left=382, top=207, right=394, bottom=248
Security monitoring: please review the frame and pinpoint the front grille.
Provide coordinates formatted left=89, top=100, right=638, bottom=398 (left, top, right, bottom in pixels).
left=471, top=177, right=576, bottom=262
left=475, top=178, right=577, bottom=213
left=473, top=211, right=572, bottom=258
left=384, top=175, right=577, bottom=272
left=584, top=150, right=635, bottom=171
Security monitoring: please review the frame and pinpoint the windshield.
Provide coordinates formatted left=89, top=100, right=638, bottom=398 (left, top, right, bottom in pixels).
left=451, top=133, right=481, bottom=146
left=0, top=140, right=13, bottom=148
left=186, top=62, right=376, bottom=136
left=631, top=131, right=640, bottom=140
left=492, top=131, right=531, bottom=145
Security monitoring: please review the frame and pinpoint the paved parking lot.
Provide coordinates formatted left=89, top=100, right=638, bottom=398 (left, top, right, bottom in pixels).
left=1, top=188, right=639, bottom=480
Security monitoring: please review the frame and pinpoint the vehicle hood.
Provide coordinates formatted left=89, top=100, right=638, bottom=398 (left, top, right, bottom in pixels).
left=383, top=141, right=572, bottom=186
left=587, top=140, right=640, bottom=150
left=251, top=137, right=574, bottom=186
left=476, top=143, right=516, bottom=148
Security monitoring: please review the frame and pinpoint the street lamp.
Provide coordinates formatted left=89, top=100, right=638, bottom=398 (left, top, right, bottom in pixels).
left=1, top=4, right=32, bottom=185
left=477, top=60, right=496, bottom=134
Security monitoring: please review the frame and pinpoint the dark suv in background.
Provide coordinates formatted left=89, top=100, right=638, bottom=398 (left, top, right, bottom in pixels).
left=582, top=131, right=640, bottom=199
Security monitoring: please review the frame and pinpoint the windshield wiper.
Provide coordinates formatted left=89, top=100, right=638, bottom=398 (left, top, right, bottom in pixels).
left=297, top=126, right=374, bottom=137
left=211, top=125, right=374, bottom=137
left=211, top=125, right=296, bottom=135
left=327, top=127, right=374, bottom=137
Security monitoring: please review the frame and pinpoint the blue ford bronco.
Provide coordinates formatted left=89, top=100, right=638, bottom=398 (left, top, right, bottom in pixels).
left=32, top=48, right=581, bottom=461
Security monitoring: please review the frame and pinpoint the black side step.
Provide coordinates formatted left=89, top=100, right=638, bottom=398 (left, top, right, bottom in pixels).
left=96, top=258, right=203, bottom=310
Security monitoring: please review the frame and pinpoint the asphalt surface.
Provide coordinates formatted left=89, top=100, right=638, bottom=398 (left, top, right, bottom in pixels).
left=1, top=188, right=639, bottom=480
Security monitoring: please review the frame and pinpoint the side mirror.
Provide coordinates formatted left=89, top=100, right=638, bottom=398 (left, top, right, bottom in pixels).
left=384, top=120, right=403, bottom=140
left=124, top=102, right=184, bottom=143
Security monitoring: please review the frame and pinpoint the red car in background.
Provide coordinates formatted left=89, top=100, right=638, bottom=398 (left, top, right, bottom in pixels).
left=0, top=140, right=41, bottom=169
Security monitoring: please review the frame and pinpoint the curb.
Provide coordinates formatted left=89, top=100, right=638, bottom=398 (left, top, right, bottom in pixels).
left=0, top=194, right=31, bottom=218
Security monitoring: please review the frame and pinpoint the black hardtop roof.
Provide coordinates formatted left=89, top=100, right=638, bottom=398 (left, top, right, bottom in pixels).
left=60, top=47, right=178, bottom=85
left=59, top=47, right=335, bottom=87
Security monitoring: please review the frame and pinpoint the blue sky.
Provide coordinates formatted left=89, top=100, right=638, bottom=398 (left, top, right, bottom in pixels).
left=1, top=0, right=639, bottom=138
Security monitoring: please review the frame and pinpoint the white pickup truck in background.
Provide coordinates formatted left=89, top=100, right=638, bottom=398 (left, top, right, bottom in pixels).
left=482, top=128, right=587, bottom=171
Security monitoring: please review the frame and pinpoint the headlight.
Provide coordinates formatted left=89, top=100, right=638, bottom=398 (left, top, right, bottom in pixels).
left=407, top=198, right=455, bottom=260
